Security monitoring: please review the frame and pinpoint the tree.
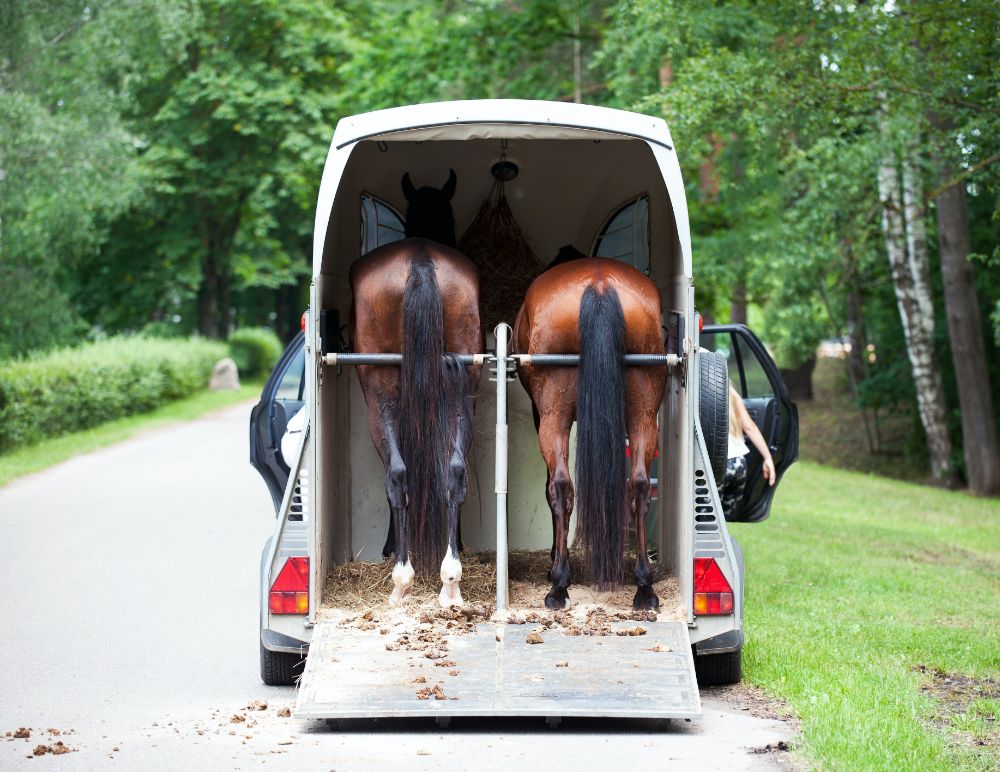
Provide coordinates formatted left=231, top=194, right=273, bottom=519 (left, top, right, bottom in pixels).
left=109, top=0, right=349, bottom=338
left=0, top=0, right=174, bottom=355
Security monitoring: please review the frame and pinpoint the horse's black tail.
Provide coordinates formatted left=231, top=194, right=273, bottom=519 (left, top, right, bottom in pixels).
left=400, top=252, right=450, bottom=576
left=575, top=283, right=628, bottom=588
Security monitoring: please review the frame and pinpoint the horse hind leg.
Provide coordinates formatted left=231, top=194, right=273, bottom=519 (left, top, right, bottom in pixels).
left=439, top=388, right=473, bottom=608
left=538, top=410, right=574, bottom=610
left=629, top=464, right=659, bottom=611
left=374, top=403, right=413, bottom=606
left=627, top=382, right=662, bottom=611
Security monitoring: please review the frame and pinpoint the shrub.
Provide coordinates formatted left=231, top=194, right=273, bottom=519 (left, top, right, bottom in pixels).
left=0, top=336, right=227, bottom=453
left=228, top=327, right=283, bottom=380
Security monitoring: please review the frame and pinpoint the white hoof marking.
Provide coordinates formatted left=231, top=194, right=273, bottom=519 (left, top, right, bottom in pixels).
left=389, top=560, right=414, bottom=606
left=439, top=548, right=463, bottom=608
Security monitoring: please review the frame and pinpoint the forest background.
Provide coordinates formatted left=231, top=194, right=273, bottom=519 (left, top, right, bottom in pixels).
left=1, top=0, right=998, bottom=493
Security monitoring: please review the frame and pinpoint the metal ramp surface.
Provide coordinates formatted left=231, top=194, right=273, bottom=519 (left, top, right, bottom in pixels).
left=295, top=618, right=701, bottom=720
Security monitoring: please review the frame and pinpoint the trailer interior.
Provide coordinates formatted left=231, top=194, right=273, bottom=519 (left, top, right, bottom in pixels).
left=313, top=132, right=692, bottom=598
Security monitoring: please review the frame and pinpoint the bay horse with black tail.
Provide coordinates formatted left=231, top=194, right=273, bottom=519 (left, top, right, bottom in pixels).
left=514, top=256, right=667, bottom=611
left=350, top=170, right=481, bottom=607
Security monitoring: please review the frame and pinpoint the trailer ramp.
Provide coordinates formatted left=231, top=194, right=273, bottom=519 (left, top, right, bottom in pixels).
left=296, top=617, right=701, bottom=721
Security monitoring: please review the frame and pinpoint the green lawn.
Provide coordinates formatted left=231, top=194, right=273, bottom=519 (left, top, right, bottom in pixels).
left=735, top=461, right=1000, bottom=770
left=0, top=383, right=262, bottom=487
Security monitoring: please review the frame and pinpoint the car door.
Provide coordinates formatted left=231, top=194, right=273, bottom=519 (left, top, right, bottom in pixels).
left=249, top=331, right=306, bottom=513
left=699, top=324, right=799, bottom=522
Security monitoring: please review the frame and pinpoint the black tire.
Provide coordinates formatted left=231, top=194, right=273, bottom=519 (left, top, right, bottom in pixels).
left=260, top=639, right=305, bottom=686
left=694, top=646, right=743, bottom=686
left=699, top=350, right=729, bottom=484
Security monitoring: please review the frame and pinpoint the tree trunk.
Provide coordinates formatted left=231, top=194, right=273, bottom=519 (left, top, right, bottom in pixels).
left=845, top=272, right=881, bottom=453
left=934, top=157, right=1000, bottom=494
left=197, top=250, right=230, bottom=339
left=878, top=139, right=956, bottom=485
left=730, top=281, right=747, bottom=325
left=779, top=356, right=815, bottom=402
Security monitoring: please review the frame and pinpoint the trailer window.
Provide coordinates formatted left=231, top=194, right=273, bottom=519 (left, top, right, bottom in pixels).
left=361, top=194, right=405, bottom=255
left=592, top=196, right=650, bottom=274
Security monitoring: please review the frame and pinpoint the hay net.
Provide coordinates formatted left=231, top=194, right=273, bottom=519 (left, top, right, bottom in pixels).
left=458, top=178, right=543, bottom=332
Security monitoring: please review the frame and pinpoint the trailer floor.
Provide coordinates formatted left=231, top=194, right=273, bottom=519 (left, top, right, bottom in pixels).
left=296, top=614, right=700, bottom=721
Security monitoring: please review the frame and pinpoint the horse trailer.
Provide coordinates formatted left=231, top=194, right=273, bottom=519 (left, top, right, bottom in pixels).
left=249, top=100, right=799, bottom=722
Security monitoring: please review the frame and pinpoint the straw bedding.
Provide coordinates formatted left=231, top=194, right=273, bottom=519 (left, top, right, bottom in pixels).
left=319, top=549, right=684, bottom=624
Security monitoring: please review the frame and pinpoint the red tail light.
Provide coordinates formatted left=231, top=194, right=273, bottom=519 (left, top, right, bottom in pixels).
left=269, top=557, right=309, bottom=615
left=693, top=557, right=734, bottom=615
left=300, top=312, right=307, bottom=332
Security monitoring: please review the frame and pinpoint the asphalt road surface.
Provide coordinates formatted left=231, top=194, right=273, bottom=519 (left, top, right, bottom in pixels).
left=0, top=401, right=795, bottom=770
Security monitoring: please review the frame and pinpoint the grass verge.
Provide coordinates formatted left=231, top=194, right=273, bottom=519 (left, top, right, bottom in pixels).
left=735, top=460, right=1000, bottom=769
left=0, top=383, right=262, bottom=488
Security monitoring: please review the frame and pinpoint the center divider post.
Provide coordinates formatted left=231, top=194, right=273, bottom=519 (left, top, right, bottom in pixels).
left=494, top=324, right=510, bottom=612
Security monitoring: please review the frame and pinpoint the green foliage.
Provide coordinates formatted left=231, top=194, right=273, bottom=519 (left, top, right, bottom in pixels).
left=0, top=1, right=192, bottom=356
left=0, top=336, right=226, bottom=453
left=3, top=0, right=999, bottom=475
left=228, top=327, right=282, bottom=379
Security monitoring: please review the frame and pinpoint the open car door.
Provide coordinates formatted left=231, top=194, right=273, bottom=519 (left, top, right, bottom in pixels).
left=699, top=324, right=799, bottom=522
left=249, top=331, right=306, bottom=513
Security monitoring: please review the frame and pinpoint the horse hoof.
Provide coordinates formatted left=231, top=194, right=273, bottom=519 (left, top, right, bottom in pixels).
left=438, top=581, right=463, bottom=609
left=544, top=590, right=569, bottom=610
left=389, top=588, right=411, bottom=606
left=632, top=587, right=660, bottom=611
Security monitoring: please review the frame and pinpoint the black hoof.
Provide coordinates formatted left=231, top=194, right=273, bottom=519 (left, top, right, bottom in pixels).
left=633, top=586, right=660, bottom=611
left=545, top=588, right=569, bottom=610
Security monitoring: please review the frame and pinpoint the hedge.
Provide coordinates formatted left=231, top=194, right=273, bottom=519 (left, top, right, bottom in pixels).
left=0, top=336, right=227, bottom=453
left=228, top=327, right=283, bottom=380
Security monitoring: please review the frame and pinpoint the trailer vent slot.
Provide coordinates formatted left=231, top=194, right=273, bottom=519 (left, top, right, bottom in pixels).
left=288, top=468, right=309, bottom=522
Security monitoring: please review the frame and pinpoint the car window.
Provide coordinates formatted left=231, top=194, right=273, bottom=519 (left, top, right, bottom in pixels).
left=701, top=331, right=741, bottom=392
left=736, top=335, right=773, bottom=398
left=361, top=193, right=405, bottom=255
left=275, top=346, right=306, bottom=402
left=592, top=195, right=650, bottom=274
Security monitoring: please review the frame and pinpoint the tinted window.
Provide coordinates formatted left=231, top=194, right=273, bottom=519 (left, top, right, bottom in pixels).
left=275, top=346, right=306, bottom=402
left=736, top=335, right=773, bottom=398
left=361, top=194, right=406, bottom=255
left=593, top=196, right=650, bottom=274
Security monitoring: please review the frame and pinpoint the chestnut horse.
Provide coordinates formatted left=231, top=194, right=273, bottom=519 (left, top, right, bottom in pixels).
left=514, top=257, right=666, bottom=611
left=349, top=170, right=481, bottom=607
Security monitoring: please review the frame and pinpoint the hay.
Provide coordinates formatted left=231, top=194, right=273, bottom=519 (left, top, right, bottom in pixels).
left=320, top=550, right=685, bottom=622
left=321, top=552, right=497, bottom=612
left=458, top=190, right=543, bottom=331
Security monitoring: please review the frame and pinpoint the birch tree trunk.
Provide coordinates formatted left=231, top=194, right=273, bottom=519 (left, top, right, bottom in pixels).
left=878, top=140, right=956, bottom=485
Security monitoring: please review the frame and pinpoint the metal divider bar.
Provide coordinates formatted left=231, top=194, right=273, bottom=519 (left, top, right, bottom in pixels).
left=322, top=353, right=490, bottom=366
left=513, top=353, right=681, bottom=367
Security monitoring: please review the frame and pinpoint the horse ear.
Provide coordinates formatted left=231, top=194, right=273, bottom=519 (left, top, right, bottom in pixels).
left=401, top=172, right=416, bottom=201
left=442, top=168, right=457, bottom=201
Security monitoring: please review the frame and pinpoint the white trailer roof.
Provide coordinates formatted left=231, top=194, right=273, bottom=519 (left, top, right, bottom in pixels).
left=313, top=100, right=691, bottom=280
left=330, top=99, right=676, bottom=150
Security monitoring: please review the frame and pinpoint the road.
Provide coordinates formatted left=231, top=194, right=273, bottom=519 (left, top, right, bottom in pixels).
left=0, top=402, right=795, bottom=770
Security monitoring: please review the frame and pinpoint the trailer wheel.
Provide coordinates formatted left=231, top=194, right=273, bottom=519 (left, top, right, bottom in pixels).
left=694, top=646, right=742, bottom=686
left=699, top=350, right=729, bottom=484
left=260, top=640, right=304, bottom=686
